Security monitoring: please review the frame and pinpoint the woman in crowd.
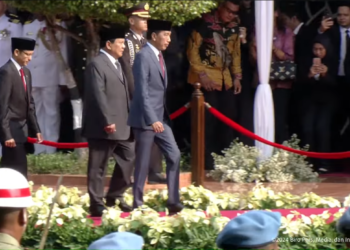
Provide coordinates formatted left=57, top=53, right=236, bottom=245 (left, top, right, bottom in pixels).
left=250, top=7, right=294, bottom=144
left=298, top=35, right=338, bottom=173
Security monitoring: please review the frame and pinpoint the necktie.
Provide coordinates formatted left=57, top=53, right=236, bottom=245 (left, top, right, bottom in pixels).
left=114, top=61, right=123, bottom=80
left=140, top=37, right=146, bottom=46
left=158, top=53, right=165, bottom=77
left=19, top=68, right=26, bottom=91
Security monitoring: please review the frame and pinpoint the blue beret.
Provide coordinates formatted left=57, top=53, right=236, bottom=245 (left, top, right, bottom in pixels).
left=337, top=208, right=350, bottom=235
left=88, top=232, right=144, bottom=250
left=216, top=210, right=282, bottom=248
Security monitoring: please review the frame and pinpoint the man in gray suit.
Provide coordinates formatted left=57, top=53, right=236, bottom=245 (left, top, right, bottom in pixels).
left=82, top=25, right=134, bottom=217
left=128, top=19, right=183, bottom=214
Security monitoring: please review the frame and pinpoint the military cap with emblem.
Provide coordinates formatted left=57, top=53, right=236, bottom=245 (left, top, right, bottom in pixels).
left=11, top=37, right=36, bottom=51
left=88, top=232, right=144, bottom=250
left=147, top=19, right=172, bottom=31
left=216, top=210, right=282, bottom=249
left=123, top=2, right=151, bottom=18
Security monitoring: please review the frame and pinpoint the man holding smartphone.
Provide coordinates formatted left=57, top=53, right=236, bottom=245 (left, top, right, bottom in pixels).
left=318, top=3, right=350, bottom=157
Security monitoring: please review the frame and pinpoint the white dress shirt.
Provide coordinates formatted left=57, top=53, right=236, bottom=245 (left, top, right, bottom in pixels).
left=338, top=26, right=350, bottom=76
left=293, top=22, right=304, bottom=35
left=147, top=42, right=160, bottom=61
left=99, top=49, right=121, bottom=69
left=10, top=57, right=26, bottom=86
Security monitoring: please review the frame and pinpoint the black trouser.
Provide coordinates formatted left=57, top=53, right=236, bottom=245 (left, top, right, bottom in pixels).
left=237, top=75, right=255, bottom=146
left=334, top=76, right=350, bottom=150
left=300, top=99, right=336, bottom=168
left=0, top=143, right=27, bottom=178
left=273, top=88, right=291, bottom=144
left=203, top=88, right=238, bottom=170
left=87, top=138, right=134, bottom=210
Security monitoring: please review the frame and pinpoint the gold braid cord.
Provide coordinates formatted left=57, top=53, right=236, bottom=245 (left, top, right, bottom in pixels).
left=37, top=25, right=62, bottom=51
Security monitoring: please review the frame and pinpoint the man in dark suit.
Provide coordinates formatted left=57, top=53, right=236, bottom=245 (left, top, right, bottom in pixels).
left=282, top=9, right=318, bottom=139
left=318, top=3, right=350, bottom=170
left=82, top=26, right=134, bottom=216
left=0, top=37, right=42, bottom=178
left=128, top=19, right=183, bottom=214
left=120, top=2, right=166, bottom=184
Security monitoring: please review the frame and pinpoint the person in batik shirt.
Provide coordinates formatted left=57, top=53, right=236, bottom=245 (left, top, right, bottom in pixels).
left=187, top=0, right=244, bottom=170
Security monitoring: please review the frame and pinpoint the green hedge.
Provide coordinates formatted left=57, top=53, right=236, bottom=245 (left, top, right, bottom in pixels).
left=5, top=0, right=219, bottom=25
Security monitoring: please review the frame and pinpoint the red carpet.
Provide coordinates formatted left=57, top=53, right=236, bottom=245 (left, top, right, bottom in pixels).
left=89, top=207, right=344, bottom=226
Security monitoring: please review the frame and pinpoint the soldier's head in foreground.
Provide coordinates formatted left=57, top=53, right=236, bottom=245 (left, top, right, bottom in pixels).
left=216, top=210, right=281, bottom=250
left=0, top=168, right=33, bottom=246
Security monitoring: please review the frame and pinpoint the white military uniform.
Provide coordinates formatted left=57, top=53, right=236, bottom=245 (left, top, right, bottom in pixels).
left=22, top=19, right=68, bottom=154
left=0, top=13, right=22, bottom=157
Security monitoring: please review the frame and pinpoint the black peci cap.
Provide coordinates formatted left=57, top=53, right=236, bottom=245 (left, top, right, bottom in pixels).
left=11, top=37, right=36, bottom=51
left=99, top=25, right=126, bottom=41
left=147, top=19, right=172, bottom=31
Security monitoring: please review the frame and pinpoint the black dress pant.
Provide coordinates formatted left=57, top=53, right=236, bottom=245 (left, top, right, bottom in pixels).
left=0, top=143, right=27, bottom=179
left=300, top=99, right=336, bottom=168
left=87, top=138, right=135, bottom=210
left=273, top=88, right=291, bottom=144
left=203, top=88, right=238, bottom=169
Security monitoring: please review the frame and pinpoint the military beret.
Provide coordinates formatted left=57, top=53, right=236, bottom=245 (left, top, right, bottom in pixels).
left=87, top=232, right=144, bottom=250
left=337, top=208, right=350, bottom=235
left=216, top=210, right=282, bottom=249
left=123, top=3, right=151, bottom=18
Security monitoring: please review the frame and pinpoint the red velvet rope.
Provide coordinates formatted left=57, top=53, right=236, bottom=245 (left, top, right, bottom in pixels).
left=27, top=103, right=190, bottom=149
left=207, top=106, right=350, bottom=159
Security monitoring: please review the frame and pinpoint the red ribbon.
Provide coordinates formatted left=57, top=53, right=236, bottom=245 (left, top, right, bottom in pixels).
left=0, top=188, right=31, bottom=198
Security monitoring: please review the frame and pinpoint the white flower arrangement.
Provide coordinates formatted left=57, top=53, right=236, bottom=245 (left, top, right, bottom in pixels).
left=209, top=135, right=319, bottom=183
left=22, top=182, right=349, bottom=249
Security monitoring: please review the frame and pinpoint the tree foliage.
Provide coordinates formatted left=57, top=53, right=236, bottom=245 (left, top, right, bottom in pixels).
left=5, top=0, right=219, bottom=25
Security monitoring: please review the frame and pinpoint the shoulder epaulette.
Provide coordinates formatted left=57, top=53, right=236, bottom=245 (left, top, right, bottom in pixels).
left=24, top=19, right=34, bottom=25
left=8, top=18, right=21, bottom=24
left=5, top=12, right=21, bottom=24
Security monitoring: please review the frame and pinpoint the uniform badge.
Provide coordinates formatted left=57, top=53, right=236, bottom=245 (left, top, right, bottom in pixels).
left=144, top=3, right=149, bottom=10
left=26, top=32, right=33, bottom=35
left=0, top=29, right=10, bottom=40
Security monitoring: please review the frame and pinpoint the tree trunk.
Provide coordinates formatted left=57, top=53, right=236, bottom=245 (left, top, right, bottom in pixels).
left=85, top=19, right=99, bottom=63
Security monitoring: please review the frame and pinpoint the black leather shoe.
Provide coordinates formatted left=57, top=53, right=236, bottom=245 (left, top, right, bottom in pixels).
left=106, top=198, right=133, bottom=212
left=117, top=199, right=133, bottom=212
left=90, top=205, right=105, bottom=217
left=167, top=203, right=184, bottom=215
left=148, top=173, right=167, bottom=184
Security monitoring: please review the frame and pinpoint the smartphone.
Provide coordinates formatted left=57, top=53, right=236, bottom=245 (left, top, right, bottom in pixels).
left=313, top=58, right=321, bottom=66
left=324, top=10, right=332, bottom=19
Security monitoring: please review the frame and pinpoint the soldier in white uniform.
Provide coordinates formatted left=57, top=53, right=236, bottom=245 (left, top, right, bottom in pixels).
left=22, top=15, right=68, bottom=154
left=0, top=1, right=22, bottom=157
left=0, top=1, right=22, bottom=67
